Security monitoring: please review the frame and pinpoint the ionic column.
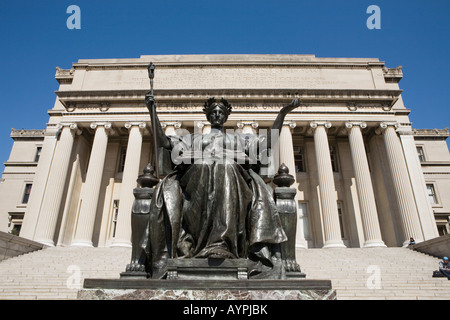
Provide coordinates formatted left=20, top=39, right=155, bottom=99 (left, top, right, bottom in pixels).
left=279, top=122, right=297, bottom=175
left=398, top=130, right=439, bottom=239
left=33, top=123, right=79, bottom=246
left=310, top=122, right=345, bottom=248
left=377, top=122, right=424, bottom=246
left=72, top=123, right=113, bottom=247
left=20, top=126, right=60, bottom=239
left=111, top=122, right=146, bottom=248
left=56, top=136, right=84, bottom=246
left=279, top=122, right=307, bottom=248
left=345, top=122, right=385, bottom=248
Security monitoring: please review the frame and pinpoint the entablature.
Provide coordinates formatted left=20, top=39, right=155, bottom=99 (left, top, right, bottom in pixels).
left=55, top=88, right=403, bottom=112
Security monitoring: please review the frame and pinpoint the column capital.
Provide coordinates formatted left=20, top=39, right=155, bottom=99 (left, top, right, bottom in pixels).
left=310, top=121, right=331, bottom=129
left=160, top=121, right=182, bottom=129
left=59, top=122, right=78, bottom=130
left=196, top=121, right=210, bottom=129
left=237, top=121, right=259, bottom=129
left=124, top=122, right=146, bottom=131
left=59, top=122, right=82, bottom=136
left=375, top=121, right=399, bottom=135
left=90, top=122, right=114, bottom=135
left=90, top=122, right=112, bottom=130
left=282, top=121, right=296, bottom=129
left=345, top=121, right=367, bottom=130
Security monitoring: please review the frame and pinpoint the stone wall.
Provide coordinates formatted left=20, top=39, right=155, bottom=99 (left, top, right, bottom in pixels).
left=0, top=231, right=46, bottom=261
left=410, top=234, right=450, bottom=258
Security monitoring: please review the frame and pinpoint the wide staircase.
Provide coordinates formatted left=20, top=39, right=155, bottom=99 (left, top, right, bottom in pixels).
left=296, top=247, right=449, bottom=300
left=0, top=246, right=448, bottom=300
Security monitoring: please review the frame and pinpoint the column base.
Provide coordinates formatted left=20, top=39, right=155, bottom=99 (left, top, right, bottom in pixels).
left=295, top=240, right=309, bottom=249
left=322, top=241, right=346, bottom=249
left=110, top=240, right=132, bottom=248
left=35, top=239, right=55, bottom=247
left=71, top=240, right=94, bottom=247
left=363, top=240, right=387, bottom=248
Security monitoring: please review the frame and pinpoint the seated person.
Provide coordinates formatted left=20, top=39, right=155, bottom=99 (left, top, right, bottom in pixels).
left=439, top=257, right=450, bottom=280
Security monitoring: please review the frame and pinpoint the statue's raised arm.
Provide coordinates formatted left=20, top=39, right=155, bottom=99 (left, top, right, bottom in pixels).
left=269, top=98, right=301, bottom=147
left=145, top=92, right=171, bottom=150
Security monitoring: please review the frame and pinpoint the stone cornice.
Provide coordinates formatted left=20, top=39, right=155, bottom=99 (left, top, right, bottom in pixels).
left=72, top=54, right=385, bottom=70
left=412, top=128, right=449, bottom=138
left=10, top=129, right=45, bottom=139
left=55, top=67, right=75, bottom=84
left=383, top=66, right=403, bottom=83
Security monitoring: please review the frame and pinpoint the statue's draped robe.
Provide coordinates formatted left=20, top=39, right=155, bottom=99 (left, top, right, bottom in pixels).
left=141, top=129, right=287, bottom=275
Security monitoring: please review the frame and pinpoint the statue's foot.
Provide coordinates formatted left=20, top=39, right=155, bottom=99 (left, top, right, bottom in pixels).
left=126, top=261, right=146, bottom=272
left=283, top=259, right=301, bottom=273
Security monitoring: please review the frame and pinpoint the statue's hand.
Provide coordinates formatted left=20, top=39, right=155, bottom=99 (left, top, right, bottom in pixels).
left=280, top=98, right=301, bottom=116
left=145, top=91, right=156, bottom=110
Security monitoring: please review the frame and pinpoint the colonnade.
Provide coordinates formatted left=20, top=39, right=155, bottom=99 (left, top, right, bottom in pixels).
left=22, top=120, right=434, bottom=248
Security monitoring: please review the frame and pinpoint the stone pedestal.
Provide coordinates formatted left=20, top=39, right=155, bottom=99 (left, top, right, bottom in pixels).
left=78, top=278, right=335, bottom=300
left=165, top=258, right=249, bottom=280
left=120, top=164, right=158, bottom=279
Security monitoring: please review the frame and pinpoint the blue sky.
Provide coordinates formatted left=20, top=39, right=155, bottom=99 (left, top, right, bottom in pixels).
left=0, top=0, right=449, bottom=173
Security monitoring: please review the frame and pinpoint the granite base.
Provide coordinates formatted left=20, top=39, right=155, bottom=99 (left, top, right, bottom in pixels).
left=78, top=279, right=335, bottom=300
left=78, top=288, right=336, bottom=300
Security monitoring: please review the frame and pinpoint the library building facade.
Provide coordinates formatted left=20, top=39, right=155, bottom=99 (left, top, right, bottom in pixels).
left=1, top=54, right=449, bottom=249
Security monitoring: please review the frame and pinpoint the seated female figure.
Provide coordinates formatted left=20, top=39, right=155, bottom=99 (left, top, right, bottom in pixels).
left=142, top=95, right=300, bottom=278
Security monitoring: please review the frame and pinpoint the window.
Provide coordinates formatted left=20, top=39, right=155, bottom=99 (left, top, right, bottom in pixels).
left=294, top=146, right=306, bottom=172
left=117, top=147, right=127, bottom=173
left=417, top=146, right=425, bottom=162
left=22, top=184, right=32, bottom=204
left=298, top=202, right=310, bottom=240
left=10, top=224, right=21, bottom=236
left=337, top=201, right=345, bottom=239
left=111, top=200, right=119, bottom=238
left=8, top=212, right=24, bottom=236
left=426, top=184, right=438, bottom=205
left=438, top=225, right=448, bottom=236
left=330, top=145, right=339, bottom=172
left=34, top=147, right=42, bottom=162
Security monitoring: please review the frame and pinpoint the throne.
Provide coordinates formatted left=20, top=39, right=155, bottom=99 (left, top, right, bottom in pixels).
left=121, top=163, right=305, bottom=280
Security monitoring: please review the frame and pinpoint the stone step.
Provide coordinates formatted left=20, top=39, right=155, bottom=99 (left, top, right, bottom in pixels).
left=0, top=246, right=448, bottom=300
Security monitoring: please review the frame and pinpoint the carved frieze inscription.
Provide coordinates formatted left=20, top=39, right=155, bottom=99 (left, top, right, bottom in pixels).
left=82, top=66, right=375, bottom=91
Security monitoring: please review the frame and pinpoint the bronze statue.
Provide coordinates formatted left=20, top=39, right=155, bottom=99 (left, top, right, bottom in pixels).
left=136, top=90, right=301, bottom=279
left=120, top=62, right=303, bottom=280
